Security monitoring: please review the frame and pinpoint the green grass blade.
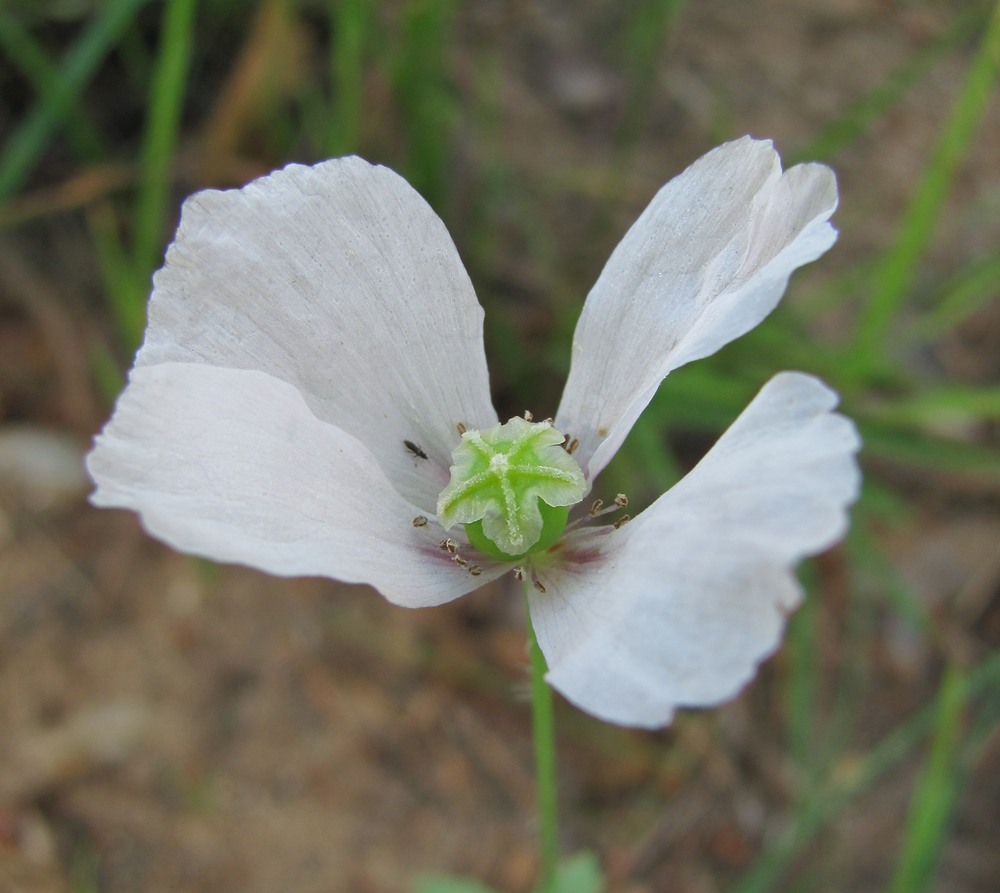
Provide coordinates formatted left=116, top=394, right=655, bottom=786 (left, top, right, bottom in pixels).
left=133, top=0, right=197, bottom=283
left=621, top=410, right=681, bottom=494
left=817, top=518, right=885, bottom=764
left=791, top=7, right=988, bottom=164
left=850, top=1, right=1000, bottom=380
left=848, top=513, right=929, bottom=642
left=389, top=0, right=457, bottom=209
left=0, top=12, right=106, bottom=161
left=867, top=384, right=1000, bottom=428
left=732, top=651, right=1000, bottom=893
left=857, top=419, right=1000, bottom=485
left=325, top=0, right=369, bottom=156
left=962, top=682, right=1000, bottom=766
left=906, top=247, right=1000, bottom=341
left=88, top=204, right=147, bottom=351
left=888, top=665, right=968, bottom=893
left=647, top=364, right=753, bottom=430
left=616, top=0, right=686, bottom=151
left=90, top=342, right=126, bottom=403
left=0, top=0, right=152, bottom=200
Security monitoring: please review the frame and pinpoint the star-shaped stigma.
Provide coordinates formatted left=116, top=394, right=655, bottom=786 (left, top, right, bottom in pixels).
left=436, top=417, right=586, bottom=560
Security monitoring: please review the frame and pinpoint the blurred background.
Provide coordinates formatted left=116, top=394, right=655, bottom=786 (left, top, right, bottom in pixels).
left=1, top=1, right=999, bottom=891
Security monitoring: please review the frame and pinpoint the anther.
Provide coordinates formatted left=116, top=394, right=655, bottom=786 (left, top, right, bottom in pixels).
left=469, top=565, right=482, bottom=576
left=456, top=422, right=467, bottom=435
left=413, top=515, right=428, bottom=527
left=523, top=410, right=533, bottom=422
left=571, top=492, right=634, bottom=530
left=514, top=567, right=525, bottom=582
left=453, top=556, right=468, bottom=568
left=533, top=579, right=546, bottom=593
left=613, top=514, right=631, bottom=529
left=439, top=538, right=459, bottom=553
left=566, top=438, right=579, bottom=456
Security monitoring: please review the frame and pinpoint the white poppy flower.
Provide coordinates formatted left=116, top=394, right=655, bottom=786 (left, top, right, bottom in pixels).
left=87, top=137, right=861, bottom=728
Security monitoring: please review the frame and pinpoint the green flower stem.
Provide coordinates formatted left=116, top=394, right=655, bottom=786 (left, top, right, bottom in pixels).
left=524, top=579, right=558, bottom=892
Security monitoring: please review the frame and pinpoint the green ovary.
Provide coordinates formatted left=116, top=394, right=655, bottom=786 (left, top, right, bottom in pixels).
left=465, top=501, right=570, bottom=562
left=436, top=417, right=586, bottom=561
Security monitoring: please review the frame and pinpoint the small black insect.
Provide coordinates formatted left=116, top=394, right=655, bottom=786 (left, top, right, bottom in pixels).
left=403, top=439, right=428, bottom=460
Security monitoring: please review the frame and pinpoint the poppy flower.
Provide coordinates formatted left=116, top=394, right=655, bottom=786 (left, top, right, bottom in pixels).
left=88, top=137, right=860, bottom=727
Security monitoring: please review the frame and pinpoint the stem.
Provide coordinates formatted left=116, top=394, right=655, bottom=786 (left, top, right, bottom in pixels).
left=524, top=579, right=559, bottom=891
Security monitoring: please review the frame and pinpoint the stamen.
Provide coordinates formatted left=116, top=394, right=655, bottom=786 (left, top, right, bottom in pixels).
left=453, top=556, right=468, bottom=568
left=523, top=410, right=533, bottom=422
left=469, top=565, right=482, bottom=576
left=589, top=494, right=630, bottom=520
left=564, top=490, right=633, bottom=534
left=566, top=438, right=579, bottom=456
left=439, top=538, right=459, bottom=554
left=514, top=567, right=525, bottom=582
left=614, top=514, right=631, bottom=529
left=412, top=515, right=428, bottom=527
left=456, top=422, right=467, bottom=435
left=533, top=578, right=546, bottom=593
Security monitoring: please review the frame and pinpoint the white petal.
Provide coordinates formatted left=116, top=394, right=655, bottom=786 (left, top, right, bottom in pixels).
left=555, top=137, right=838, bottom=480
left=87, top=363, right=506, bottom=607
left=532, top=372, right=860, bottom=727
left=137, top=157, right=497, bottom=512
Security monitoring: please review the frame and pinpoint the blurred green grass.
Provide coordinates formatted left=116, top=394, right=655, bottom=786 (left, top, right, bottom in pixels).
left=1, top=2, right=998, bottom=891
